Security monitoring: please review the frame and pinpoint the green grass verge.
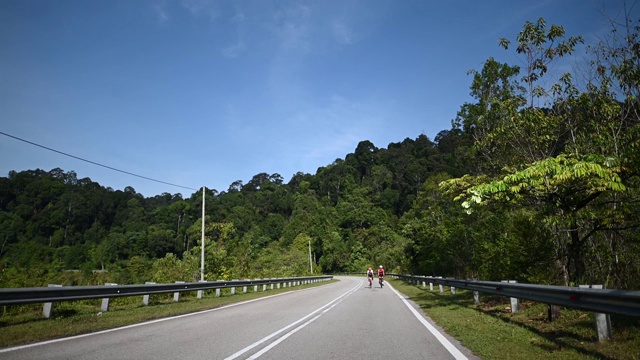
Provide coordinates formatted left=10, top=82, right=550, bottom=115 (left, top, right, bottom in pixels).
left=0, top=280, right=337, bottom=348
left=389, top=278, right=640, bottom=360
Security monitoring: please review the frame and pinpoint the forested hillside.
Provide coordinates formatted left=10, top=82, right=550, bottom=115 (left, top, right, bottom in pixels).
left=2, top=17, right=639, bottom=289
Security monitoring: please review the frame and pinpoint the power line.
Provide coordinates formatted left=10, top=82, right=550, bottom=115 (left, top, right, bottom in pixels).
left=1, top=131, right=199, bottom=191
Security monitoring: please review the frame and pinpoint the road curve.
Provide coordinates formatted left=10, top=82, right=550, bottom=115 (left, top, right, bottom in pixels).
left=0, top=276, right=478, bottom=360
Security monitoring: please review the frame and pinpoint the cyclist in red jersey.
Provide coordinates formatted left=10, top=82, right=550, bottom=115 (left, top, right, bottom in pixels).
left=377, top=265, right=385, bottom=287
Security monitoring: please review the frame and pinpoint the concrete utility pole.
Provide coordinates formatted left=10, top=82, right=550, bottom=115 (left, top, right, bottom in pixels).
left=309, top=240, right=313, bottom=273
left=200, top=186, right=205, bottom=282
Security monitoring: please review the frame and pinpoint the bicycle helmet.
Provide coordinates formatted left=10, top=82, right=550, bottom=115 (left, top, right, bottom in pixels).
left=379, top=265, right=383, bottom=268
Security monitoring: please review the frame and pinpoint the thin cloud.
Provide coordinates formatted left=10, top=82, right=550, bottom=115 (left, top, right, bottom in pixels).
left=331, top=21, right=353, bottom=45
left=271, top=5, right=312, bottom=52
left=153, top=1, right=170, bottom=23
left=231, top=9, right=246, bottom=24
left=222, top=41, right=246, bottom=58
left=286, top=94, right=390, bottom=164
left=221, top=8, right=247, bottom=58
left=181, top=0, right=220, bottom=21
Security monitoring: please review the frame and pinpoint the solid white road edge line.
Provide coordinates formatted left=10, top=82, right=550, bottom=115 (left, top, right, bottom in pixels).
left=387, top=282, right=469, bottom=360
left=0, top=282, right=331, bottom=353
left=225, top=280, right=362, bottom=360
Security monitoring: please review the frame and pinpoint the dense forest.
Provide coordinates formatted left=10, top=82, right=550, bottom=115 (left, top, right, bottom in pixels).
left=2, top=17, right=639, bottom=289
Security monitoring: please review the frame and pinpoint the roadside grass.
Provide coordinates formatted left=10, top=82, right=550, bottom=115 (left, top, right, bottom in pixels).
left=389, top=278, right=640, bottom=360
left=0, top=280, right=337, bottom=349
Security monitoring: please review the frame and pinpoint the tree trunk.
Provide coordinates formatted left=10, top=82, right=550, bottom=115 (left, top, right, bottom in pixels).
left=568, top=220, right=585, bottom=284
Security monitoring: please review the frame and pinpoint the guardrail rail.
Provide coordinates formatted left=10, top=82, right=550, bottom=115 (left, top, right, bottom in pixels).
left=389, top=274, right=640, bottom=317
left=387, top=273, right=640, bottom=342
left=0, top=275, right=333, bottom=318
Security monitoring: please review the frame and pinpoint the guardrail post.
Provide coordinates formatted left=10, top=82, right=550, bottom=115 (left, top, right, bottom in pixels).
left=451, top=286, right=456, bottom=295
left=216, top=288, right=221, bottom=297
left=254, top=284, right=258, bottom=292
left=471, top=279, right=480, bottom=304
left=501, top=280, right=519, bottom=312
left=509, top=280, right=519, bottom=312
left=197, top=280, right=206, bottom=299
left=271, top=283, right=274, bottom=290
left=580, top=285, right=612, bottom=341
left=438, top=276, right=444, bottom=293
left=143, top=282, right=156, bottom=305
left=174, top=281, right=184, bottom=302
left=277, top=283, right=281, bottom=289
left=243, top=285, right=248, bottom=293
left=429, top=277, right=434, bottom=291
left=101, top=283, right=118, bottom=312
left=43, top=284, right=62, bottom=318
left=592, top=285, right=612, bottom=341
left=263, top=284, right=267, bottom=291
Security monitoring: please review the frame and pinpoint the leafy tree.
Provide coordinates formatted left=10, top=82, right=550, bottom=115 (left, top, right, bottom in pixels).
left=345, top=140, right=378, bottom=182
left=152, top=253, right=196, bottom=283
left=499, top=18, right=583, bottom=108
left=444, top=17, right=638, bottom=286
left=314, top=159, right=357, bottom=204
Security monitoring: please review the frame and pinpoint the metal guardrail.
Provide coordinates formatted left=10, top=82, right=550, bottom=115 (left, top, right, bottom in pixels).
left=389, top=273, right=640, bottom=318
left=0, top=276, right=333, bottom=306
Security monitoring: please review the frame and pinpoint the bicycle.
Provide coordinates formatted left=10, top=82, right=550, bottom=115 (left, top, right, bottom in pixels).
left=379, top=276, right=384, bottom=288
left=367, top=276, right=373, bottom=288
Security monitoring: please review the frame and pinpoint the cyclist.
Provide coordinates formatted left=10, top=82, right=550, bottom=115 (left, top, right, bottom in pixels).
left=377, top=265, right=385, bottom=287
left=366, top=267, right=374, bottom=288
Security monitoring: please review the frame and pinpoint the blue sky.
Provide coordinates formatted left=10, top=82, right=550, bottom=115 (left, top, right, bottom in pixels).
left=1, top=0, right=636, bottom=198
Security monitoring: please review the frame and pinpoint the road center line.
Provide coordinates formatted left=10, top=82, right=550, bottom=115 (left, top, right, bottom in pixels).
left=224, top=280, right=361, bottom=360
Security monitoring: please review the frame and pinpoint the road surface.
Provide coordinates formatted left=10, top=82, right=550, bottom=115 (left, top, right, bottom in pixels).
left=0, top=276, right=478, bottom=360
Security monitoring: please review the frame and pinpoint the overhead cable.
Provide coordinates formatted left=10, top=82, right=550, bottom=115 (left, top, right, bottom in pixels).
left=0, top=131, right=199, bottom=191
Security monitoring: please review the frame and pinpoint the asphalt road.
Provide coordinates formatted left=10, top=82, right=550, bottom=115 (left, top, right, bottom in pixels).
left=0, top=276, right=478, bottom=360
